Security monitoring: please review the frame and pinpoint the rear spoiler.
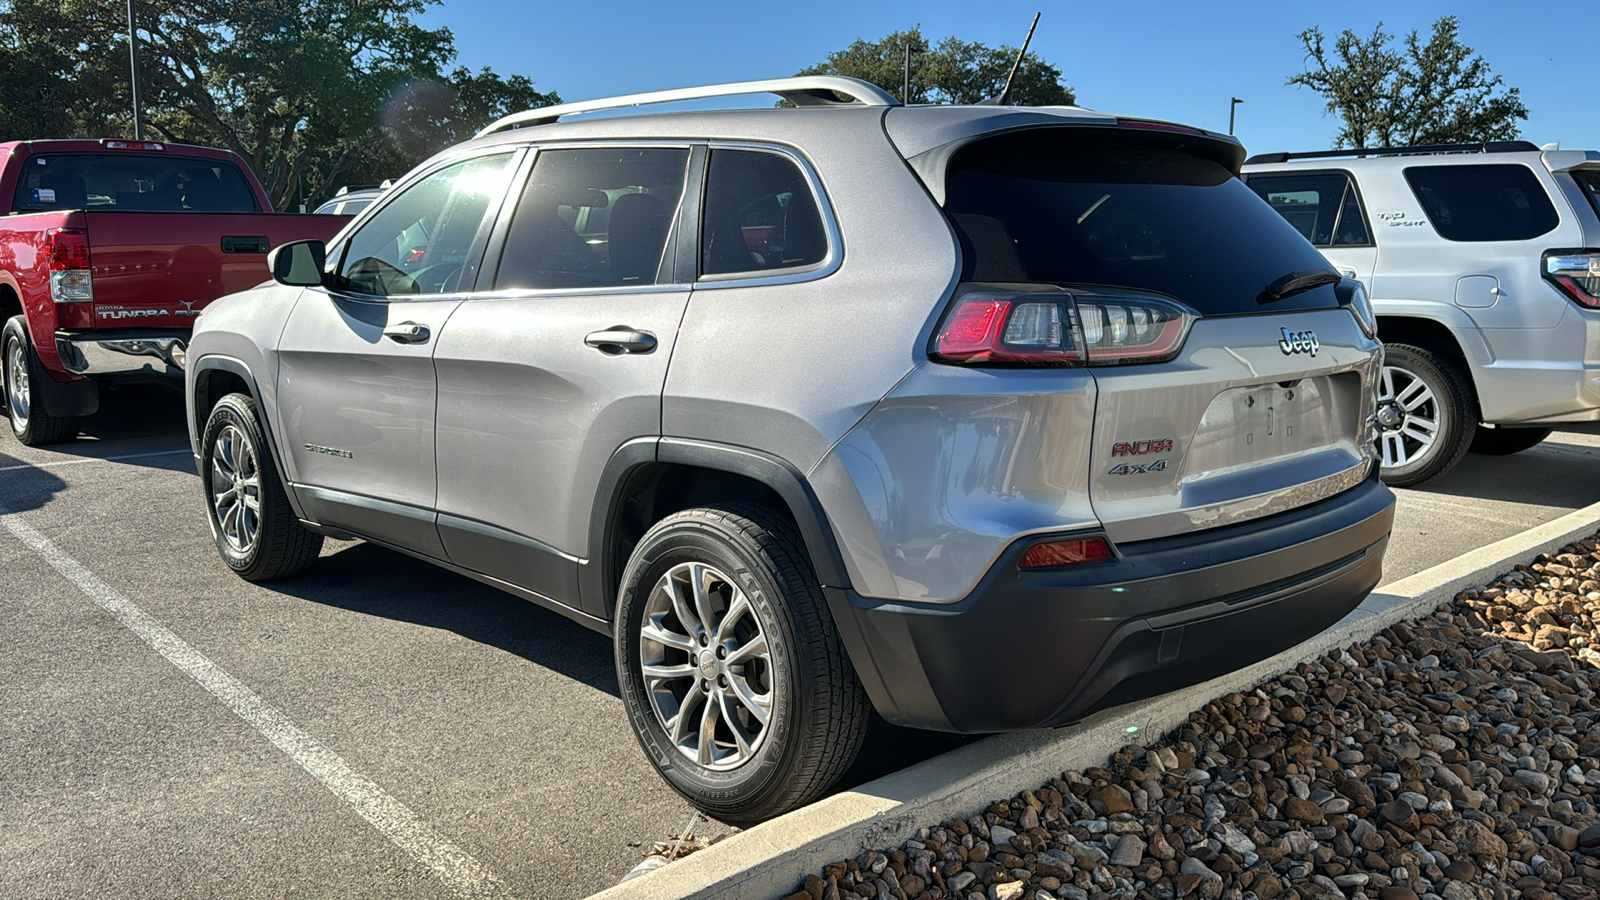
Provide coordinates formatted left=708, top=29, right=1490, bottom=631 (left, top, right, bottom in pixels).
left=1544, top=149, right=1600, bottom=173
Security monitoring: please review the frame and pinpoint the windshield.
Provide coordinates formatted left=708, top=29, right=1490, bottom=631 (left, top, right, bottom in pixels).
left=944, top=130, right=1342, bottom=315
left=11, top=152, right=261, bottom=213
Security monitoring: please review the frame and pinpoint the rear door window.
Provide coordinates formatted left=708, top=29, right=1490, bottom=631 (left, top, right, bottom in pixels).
left=700, top=149, right=828, bottom=277
left=1244, top=171, right=1371, bottom=247
left=944, top=130, right=1342, bottom=315
left=1575, top=171, right=1600, bottom=220
left=1403, top=164, right=1559, bottom=242
left=11, top=152, right=261, bottom=212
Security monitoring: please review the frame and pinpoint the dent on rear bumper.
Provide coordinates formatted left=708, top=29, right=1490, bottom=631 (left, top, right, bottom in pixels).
left=825, top=472, right=1395, bottom=733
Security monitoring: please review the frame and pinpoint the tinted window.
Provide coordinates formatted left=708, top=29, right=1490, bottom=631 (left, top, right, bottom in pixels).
left=1245, top=172, right=1370, bottom=247
left=335, top=153, right=515, bottom=297
left=1576, top=171, right=1600, bottom=220
left=11, top=152, right=260, bottom=212
left=494, top=147, right=689, bottom=290
left=701, top=149, right=828, bottom=277
left=1404, top=164, right=1558, bottom=242
left=945, top=131, right=1342, bottom=315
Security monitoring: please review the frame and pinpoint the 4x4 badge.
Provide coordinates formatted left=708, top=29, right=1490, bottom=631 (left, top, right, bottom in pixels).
left=1279, top=328, right=1319, bottom=356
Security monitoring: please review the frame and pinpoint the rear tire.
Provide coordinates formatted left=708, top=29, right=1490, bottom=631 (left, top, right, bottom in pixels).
left=1470, top=425, right=1551, bottom=456
left=200, top=392, right=322, bottom=581
left=3, top=315, right=79, bottom=446
left=614, top=503, right=869, bottom=826
left=1375, top=343, right=1476, bottom=488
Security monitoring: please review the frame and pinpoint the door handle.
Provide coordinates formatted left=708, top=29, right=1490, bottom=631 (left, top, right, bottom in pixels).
left=383, top=322, right=430, bottom=344
left=584, top=328, right=657, bottom=354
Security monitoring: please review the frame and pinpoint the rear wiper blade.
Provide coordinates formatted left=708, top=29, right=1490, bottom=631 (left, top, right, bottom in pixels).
left=1261, top=268, right=1341, bottom=304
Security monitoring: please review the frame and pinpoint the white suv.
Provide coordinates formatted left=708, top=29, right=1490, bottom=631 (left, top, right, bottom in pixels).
left=1244, top=141, right=1600, bottom=486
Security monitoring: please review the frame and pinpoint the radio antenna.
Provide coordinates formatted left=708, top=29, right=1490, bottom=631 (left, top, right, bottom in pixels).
left=992, top=12, right=1040, bottom=106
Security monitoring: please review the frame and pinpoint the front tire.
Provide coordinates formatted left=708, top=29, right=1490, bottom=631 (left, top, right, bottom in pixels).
left=614, top=504, right=869, bottom=826
left=1375, top=343, right=1476, bottom=488
left=3, top=315, right=79, bottom=445
left=1470, top=425, right=1551, bottom=456
left=200, top=393, right=322, bottom=581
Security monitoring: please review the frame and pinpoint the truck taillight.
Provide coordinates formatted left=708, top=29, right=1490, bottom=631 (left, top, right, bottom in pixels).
left=931, top=289, right=1193, bottom=367
left=100, top=140, right=165, bottom=151
left=1544, top=250, right=1600, bottom=309
left=46, top=227, right=92, bottom=303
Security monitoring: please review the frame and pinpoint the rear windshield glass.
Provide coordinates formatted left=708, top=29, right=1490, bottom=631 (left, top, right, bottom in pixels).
left=1403, top=164, right=1558, bottom=242
left=11, top=152, right=260, bottom=213
left=944, top=130, right=1341, bottom=315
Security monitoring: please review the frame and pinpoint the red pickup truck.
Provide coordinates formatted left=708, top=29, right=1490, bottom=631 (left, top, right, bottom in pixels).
left=0, top=139, right=348, bottom=445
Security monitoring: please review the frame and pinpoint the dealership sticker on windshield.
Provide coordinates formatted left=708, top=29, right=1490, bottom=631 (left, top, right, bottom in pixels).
left=32, top=188, right=55, bottom=203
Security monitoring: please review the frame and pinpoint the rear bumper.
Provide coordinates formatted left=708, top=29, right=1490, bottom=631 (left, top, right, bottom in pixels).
left=55, top=329, right=189, bottom=378
left=825, top=470, right=1394, bottom=733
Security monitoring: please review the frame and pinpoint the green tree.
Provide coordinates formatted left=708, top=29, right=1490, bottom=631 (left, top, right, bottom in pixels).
left=797, top=26, right=1074, bottom=107
left=1288, top=16, right=1527, bottom=149
left=0, top=0, right=557, bottom=209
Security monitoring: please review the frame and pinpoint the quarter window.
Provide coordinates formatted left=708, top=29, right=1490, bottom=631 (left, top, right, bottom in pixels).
left=700, top=149, right=828, bottom=277
left=1245, top=172, right=1371, bottom=247
left=1404, top=164, right=1559, bottom=242
left=1576, top=171, right=1600, bottom=220
left=334, top=153, right=516, bottom=297
left=494, top=147, right=690, bottom=290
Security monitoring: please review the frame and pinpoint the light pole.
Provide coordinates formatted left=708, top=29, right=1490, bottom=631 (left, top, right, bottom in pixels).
left=1229, top=97, right=1243, bottom=136
left=127, top=0, right=144, bottom=139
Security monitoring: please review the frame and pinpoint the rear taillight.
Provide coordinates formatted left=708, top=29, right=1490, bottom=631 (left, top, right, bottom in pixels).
left=931, top=290, right=1194, bottom=367
left=100, top=139, right=165, bottom=151
left=45, top=227, right=92, bottom=303
left=1019, top=536, right=1113, bottom=569
left=1544, top=250, right=1600, bottom=309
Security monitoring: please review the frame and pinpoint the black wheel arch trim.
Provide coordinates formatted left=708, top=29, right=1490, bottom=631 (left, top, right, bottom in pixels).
left=189, top=355, right=307, bottom=522
left=583, top=437, right=853, bottom=621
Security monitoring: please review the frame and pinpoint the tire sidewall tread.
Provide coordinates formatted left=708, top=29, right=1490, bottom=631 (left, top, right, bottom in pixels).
left=3, top=315, right=78, bottom=446
left=199, top=392, right=322, bottom=581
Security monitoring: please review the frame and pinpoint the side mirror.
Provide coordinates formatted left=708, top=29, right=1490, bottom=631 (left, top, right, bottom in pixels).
left=268, top=240, right=327, bottom=287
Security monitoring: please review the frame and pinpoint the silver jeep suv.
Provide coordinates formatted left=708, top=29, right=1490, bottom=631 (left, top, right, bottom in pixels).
left=1244, top=142, right=1600, bottom=485
left=186, top=76, right=1395, bottom=823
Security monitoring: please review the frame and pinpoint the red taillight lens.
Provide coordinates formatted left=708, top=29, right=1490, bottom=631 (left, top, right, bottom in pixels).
left=1544, top=250, right=1600, bottom=309
left=1019, top=536, right=1113, bottom=569
left=101, top=139, right=165, bottom=151
left=932, top=289, right=1193, bottom=367
left=46, top=228, right=91, bottom=270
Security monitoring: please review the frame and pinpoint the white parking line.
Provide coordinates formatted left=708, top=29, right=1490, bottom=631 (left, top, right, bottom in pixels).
left=0, top=506, right=507, bottom=899
left=0, top=448, right=192, bottom=473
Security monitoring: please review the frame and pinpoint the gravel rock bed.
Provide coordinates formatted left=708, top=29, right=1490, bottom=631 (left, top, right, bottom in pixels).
left=788, top=538, right=1600, bottom=900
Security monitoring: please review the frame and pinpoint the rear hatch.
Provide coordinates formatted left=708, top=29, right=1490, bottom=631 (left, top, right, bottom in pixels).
left=928, top=125, right=1378, bottom=543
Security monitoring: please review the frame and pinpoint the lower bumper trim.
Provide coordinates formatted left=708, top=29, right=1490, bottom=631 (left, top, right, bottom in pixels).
left=56, top=331, right=188, bottom=377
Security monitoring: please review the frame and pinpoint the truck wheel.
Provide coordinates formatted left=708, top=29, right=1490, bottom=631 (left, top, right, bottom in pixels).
left=3, top=316, right=79, bottom=445
left=200, top=393, right=322, bottom=581
left=1470, top=425, right=1552, bottom=456
left=614, top=503, right=869, bottom=826
left=1375, top=343, right=1476, bottom=488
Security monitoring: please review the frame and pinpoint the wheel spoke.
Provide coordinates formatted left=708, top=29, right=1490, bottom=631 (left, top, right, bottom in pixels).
left=641, top=617, right=695, bottom=652
left=726, top=672, right=771, bottom=726
left=716, top=689, right=755, bottom=757
left=725, top=633, right=768, bottom=665
left=641, top=661, right=696, bottom=682
left=668, top=687, right=705, bottom=745
left=213, top=487, right=237, bottom=513
left=697, top=688, right=720, bottom=765
left=1382, top=431, right=1408, bottom=467
left=715, top=590, right=751, bottom=644
left=662, top=573, right=701, bottom=635
left=689, top=563, right=719, bottom=639
left=1395, top=379, right=1431, bottom=411
left=1379, top=368, right=1397, bottom=403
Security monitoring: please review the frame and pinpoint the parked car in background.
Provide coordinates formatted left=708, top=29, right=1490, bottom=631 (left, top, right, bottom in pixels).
left=1244, top=142, right=1600, bottom=486
left=0, top=138, right=349, bottom=445
left=312, top=182, right=389, bottom=217
left=185, top=76, right=1394, bottom=824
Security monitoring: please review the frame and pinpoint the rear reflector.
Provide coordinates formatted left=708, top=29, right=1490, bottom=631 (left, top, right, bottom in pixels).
left=1544, top=250, right=1600, bottom=309
left=1019, top=537, right=1113, bottom=569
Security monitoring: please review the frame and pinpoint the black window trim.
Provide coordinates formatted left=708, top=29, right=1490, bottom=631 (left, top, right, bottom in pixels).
left=1401, top=161, right=1562, bottom=244
left=471, top=139, right=700, bottom=299
left=1242, top=167, right=1375, bottom=249
left=321, top=145, right=526, bottom=303
left=694, top=140, right=843, bottom=289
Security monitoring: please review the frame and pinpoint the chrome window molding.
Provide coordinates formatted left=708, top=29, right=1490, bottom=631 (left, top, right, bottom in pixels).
left=694, top=141, right=844, bottom=291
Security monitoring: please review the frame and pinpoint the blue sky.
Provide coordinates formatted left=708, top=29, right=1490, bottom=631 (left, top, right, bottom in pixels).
left=423, top=0, right=1586, bottom=155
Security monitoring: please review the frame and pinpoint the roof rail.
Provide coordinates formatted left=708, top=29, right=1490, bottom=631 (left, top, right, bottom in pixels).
left=1244, top=140, right=1542, bottom=166
left=475, top=76, right=900, bottom=137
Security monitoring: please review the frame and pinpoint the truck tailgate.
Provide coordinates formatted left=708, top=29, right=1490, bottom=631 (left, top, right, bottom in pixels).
left=82, top=212, right=347, bottom=325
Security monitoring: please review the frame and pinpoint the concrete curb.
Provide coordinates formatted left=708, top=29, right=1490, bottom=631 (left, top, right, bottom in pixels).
left=588, top=499, right=1600, bottom=900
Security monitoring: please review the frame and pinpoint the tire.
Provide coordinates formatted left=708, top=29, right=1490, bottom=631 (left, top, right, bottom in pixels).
left=200, top=392, right=322, bottom=581
left=3, top=315, right=79, bottom=445
left=614, top=503, right=869, bottom=826
left=1374, top=343, right=1477, bottom=488
left=1470, top=425, right=1552, bottom=456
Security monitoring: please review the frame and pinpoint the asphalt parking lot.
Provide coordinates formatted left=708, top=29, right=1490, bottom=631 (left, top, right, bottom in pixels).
left=3, top=385, right=1598, bottom=899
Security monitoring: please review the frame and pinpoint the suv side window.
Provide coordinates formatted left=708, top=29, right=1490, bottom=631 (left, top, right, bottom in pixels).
left=1244, top=172, right=1371, bottom=247
left=1404, top=164, right=1559, bottom=242
left=700, top=149, right=828, bottom=277
left=494, top=147, right=690, bottom=290
left=335, top=153, right=516, bottom=297
left=1576, top=171, right=1600, bottom=220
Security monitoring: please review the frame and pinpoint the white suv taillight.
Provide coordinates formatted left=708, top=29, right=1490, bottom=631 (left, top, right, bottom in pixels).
left=45, top=227, right=92, bottom=303
left=931, top=290, right=1194, bottom=367
left=1545, top=250, right=1600, bottom=309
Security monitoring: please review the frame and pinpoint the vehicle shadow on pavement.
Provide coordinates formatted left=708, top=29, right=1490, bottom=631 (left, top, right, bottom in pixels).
left=1407, top=440, right=1600, bottom=507
left=0, top=466, right=67, bottom=514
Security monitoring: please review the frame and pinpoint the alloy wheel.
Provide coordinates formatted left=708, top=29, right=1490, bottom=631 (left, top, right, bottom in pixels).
left=211, top=424, right=262, bottom=554
left=639, top=561, right=774, bottom=771
left=6, top=338, right=30, bottom=429
left=1375, top=363, right=1442, bottom=469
